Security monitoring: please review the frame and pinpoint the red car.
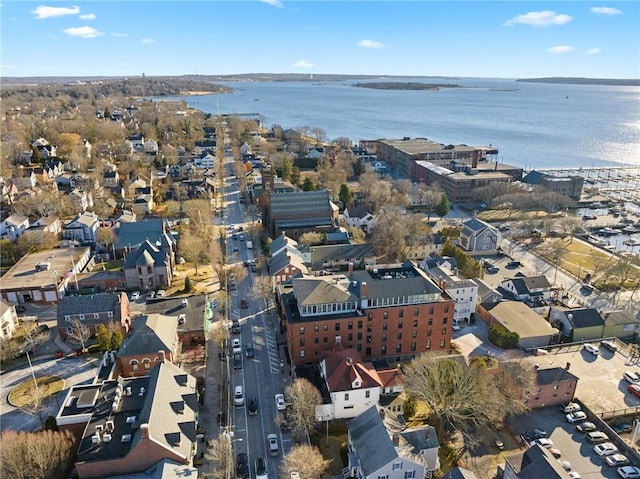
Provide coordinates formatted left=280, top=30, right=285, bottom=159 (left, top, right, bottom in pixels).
left=628, top=384, right=640, bottom=399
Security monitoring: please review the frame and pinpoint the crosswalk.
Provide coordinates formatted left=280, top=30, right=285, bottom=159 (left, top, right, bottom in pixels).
left=264, top=327, right=280, bottom=373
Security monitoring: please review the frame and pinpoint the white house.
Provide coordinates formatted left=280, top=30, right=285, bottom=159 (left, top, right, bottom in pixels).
left=144, top=139, right=159, bottom=154
left=68, top=189, right=94, bottom=212
left=316, top=344, right=403, bottom=421
left=0, top=214, right=30, bottom=241
left=346, top=405, right=440, bottom=479
left=343, top=206, right=376, bottom=234
left=0, top=299, right=19, bottom=340
left=194, top=153, right=216, bottom=169
left=500, top=273, right=553, bottom=305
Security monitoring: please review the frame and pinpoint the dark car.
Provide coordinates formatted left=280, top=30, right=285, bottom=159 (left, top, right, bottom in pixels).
left=233, top=353, right=242, bottom=370
left=601, top=340, right=618, bottom=352
left=576, top=422, right=597, bottom=433
left=245, top=344, right=255, bottom=358
left=523, top=428, right=547, bottom=442
left=15, top=304, right=26, bottom=313
left=248, top=398, right=258, bottom=416
left=506, top=260, right=522, bottom=269
left=613, top=423, right=633, bottom=434
left=236, top=452, right=249, bottom=479
left=240, top=298, right=249, bottom=309
left=231, top=320, right=241, bottom=334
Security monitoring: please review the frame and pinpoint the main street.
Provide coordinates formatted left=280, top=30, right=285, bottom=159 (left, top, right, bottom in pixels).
left=219, top=160, right=291, bottom=478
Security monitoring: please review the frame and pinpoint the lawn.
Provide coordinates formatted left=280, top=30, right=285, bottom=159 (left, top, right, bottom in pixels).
left=312, top=421, right=348, bottom=475
left=8, top=375, right=64, bottom=407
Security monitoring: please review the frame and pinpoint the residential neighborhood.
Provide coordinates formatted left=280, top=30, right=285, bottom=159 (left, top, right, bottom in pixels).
left=1, top=76, right=639, bottom=479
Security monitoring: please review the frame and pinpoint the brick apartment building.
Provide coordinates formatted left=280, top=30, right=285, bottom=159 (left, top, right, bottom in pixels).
left=277, top=262, right=455, bottom=366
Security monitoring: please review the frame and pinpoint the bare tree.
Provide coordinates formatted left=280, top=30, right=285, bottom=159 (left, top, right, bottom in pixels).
left=66, top=318, right=91, bottom=353
left=285, top=378, right=321, bottom=441
left=21, top=321, right=50, bottom=356
left=1, top=429, right=75, bottom=479
left=209, top=321, right=229, bottom=350
left=281, top=444, right=330, bottom=479
left=251, top=276, right=274, bottom=306
left=96, top=226, right=116, bottom=253
left=205, top=434, right=234, bottom=479
left=179, top=230, right=210, bottom=275
left=404, top=354, right=530, bottom=442
left=298, top=231, right=324, bottom=246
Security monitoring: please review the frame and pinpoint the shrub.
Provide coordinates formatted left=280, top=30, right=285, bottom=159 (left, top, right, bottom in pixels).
left=488, top=322, right=519, bottom=349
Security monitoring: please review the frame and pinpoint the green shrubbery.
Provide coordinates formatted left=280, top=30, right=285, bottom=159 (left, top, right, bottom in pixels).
left=488, top=323, right=519, bottom=349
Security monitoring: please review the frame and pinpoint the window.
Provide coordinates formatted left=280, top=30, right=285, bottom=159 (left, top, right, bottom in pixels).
left=426, top=340, right=431, bottom=350
left=411, top=342, right=416, bottom=352
left=367, top=313, right=372, bottom=321
left=344, top=393, right=349, bottom=401
left=367, top=323, right=373, bottom=332
left=429, top=306, right=434, bottom=314
left=335, top=323, right=340, bottom=331
left=444, top=305, right=449, bottom=313
left=396, top=344, right=402, bottom=353
left=428, top=318, right=433, bottom=326
left=107, top=311, right=113, bottom=318
left=404, top=471, right=416, bottom=479
left=357, top=344, right=362, bottom=352
left=382, top=333, right=387, bottom=341
left=413, top=319, right=418, bottom=327
left=147, top=266, right=152, bottom=274
left=130, top=360, right=139, bottom=371
left=348, top=321, right=353, bottom=330
left=300, top=350, right=305, bottom=358
left=357, top=332, right=362, bottom=340
left=314, top=325, right=319, bottom=332
left=398, top=309, right=404, bottom=318
left=427, top=329, right=432, bottom=337
left=397, top=332, right=402, bottom=340
left=381, top=345, right=387, bottom=355
left=300, top=338, right=305, bottom=346
left=414, top=308, right=419, bottom=316
left=442, top=328, right=447, bottom=335
left=348, top=333, right=353, bottom=341
left=143, top=358, right=151, bottom=370
left=367, top=335, right=372, bottom=343
left=79, top=314, right=85, bottom=320
left=358, top=320, right=363, bottom=329
left=382, top=322, right=388, bottom=331
left=323, top=337, right=328, bottom=343
left=365, top=390, right=370, bottom=398
left=299, top=327, right=305, bottom=334
left=398, top=321, right=403, bottom=329
left=65, top=315, right=71, bottom=322
left=315, top=337, right=319, bottom=344
left=364, top=346, right=370, bottom=355
left=94, top=313, right=100, bottom=319
left=440, top=339, right=445, bottom=348
left=412, top=330, right=417, bottom=338
left=323, top=325, right=328, bottom=332
left=392, top=462, right=402, bottom=470
left=443, top=317, right=448, bottom=324
left=383, top=311, right=388, bottom=319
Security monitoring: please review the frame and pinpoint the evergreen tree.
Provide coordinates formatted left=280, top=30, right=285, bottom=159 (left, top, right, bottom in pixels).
left=338, top=183, right=353, bottom=209
left=184, top=276, right=193, bottom=292
left=435, top=193, right=451, bottom=218
left=301, top=177, right=316, bottom=191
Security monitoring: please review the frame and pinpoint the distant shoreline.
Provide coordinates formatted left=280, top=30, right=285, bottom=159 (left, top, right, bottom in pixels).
left=353, top=82, right=462, bottom=91
left=517, top=77, right=640, bottom=86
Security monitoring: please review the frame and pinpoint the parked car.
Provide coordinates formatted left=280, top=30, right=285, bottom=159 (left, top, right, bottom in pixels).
left=234, top=385, right=244, bottom=406
left=529, top=438, right=554, bottom=448
left=275, top=393, right=286, bottom=411
left=529, top=428, right=548, bottom=439
left=548, top=448, right=562, bottom=458
left=586, top=431, right=609, bottom=444
left=624, top=371, right=640, bottom=383
left=561, top=402, right=581, bottom=413
left=255, top=457, right=268, bottom=479
left=568, top=473, right=582, bottom=479
left=232, top=338, right=242, bottom=354
left=566, top=411, right=587, bottom=423
left=605, top=454, right=630, bottom=467
left=594, top=442, right=619, bottom=456
left=583, top=343, right=600, bottom=355
left=148, top=291, right=156, bottom=299
left=628, top=384, right=640, bottom=399
left=240, top=298, right=249, bottom=309
left=236, top=452, right=249, bottom=479
left=506, top=260, right=522, bottom=268
left=613, top=423, right=633, bottom=434
left=245, top=344, right=255, bottom=358
left=130, top=291, right=141, bottom=301
left=231, top=320, right=241, bottom=334
left=601, top=340, right=618, bottom=352
left=617, top=466, right=640, bottom=478
left=558, top=460, right=572, bottom=471
left=248, top=398, right=258, bottom=416
left=233, top=353, right=242, bottom=370
left=156, top=289, right=166, bottom=298
left=576, top=422, right=597, bottom=433
left=267, top=433, right=279, bottom=456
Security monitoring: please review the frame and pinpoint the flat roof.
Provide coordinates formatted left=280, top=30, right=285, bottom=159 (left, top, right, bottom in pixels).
left=0, top=247, right=90, bottom=290
left=491, top=301, right=558, bottom=338
left=379, top=138, right=477, bottom=155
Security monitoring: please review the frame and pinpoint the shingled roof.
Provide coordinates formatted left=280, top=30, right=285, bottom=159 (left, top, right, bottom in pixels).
left=348, top=406, right=398, bottom=476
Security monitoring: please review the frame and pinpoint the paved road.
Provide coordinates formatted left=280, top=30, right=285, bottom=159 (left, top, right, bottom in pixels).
left=0, top=355, right=99, bottom=432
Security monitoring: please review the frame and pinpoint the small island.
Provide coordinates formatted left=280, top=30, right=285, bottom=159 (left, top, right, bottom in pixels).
left=353, top=82, right=463, bottom=91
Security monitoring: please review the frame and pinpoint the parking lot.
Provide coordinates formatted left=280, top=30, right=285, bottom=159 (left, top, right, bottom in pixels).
left=509, top=405, right=633, bottom=478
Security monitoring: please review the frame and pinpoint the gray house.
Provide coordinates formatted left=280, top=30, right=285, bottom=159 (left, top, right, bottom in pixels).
left=458, top=217, right=500, bottom=255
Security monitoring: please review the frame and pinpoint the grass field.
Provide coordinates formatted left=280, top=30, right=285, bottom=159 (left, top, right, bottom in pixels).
left=8, top=375, right=64, bottom=407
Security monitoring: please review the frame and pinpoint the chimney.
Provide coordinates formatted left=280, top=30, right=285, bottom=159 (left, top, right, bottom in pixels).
left=158, top=350, right=166, bottom=363
left=140, top=423, right=150, bottom=438
left=565, top=362, right=571, bottom=370
left=360, top=281, right=367, bottom=298
left=472, top=150, right=479, bottom=168
left=348, top=262, right=353, bottom=274
left=392, top=433, right=399, bottom=445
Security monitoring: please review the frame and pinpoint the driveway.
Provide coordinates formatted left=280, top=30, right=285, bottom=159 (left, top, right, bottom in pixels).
left=452, top=319, right=524, bottom=361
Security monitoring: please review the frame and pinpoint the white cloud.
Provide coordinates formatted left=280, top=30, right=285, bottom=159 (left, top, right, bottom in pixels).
left=590, top=7, right=622, bottom=15
left=63, top=26, right=103, bottom=38
left=261, top=0, right=283, bottom=7
left=79, top=13, right=96, bottom=20
left=293, top=60, right=314, bottom=68
left=505, top=10, right=572, bottom=27
left=586, top=48, right=602, bottom=55
left=547, top=45, right=576, bottom=54
left=358, top=39, right=386, bottom=49
left=141, top=38, right=155, bottom=44
left=32, top=5, right=80, bottom=19
left=111, top=32, right=129, bottom=38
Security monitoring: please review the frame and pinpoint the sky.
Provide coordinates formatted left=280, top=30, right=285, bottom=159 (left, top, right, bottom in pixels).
left=1, top=1, right=638, bottom=79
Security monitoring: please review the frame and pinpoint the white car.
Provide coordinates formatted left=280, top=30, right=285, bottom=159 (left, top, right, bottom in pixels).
left=583, top=343, right=600, bottom=355
left=568, top=473, right=581, bottom=479
left=232, top=338, right=242, bottom=354
left=275, top=393, right=286, bottom=411
left=529, top=438, right=554, bottom=448
left=130, top=291, right=141, bottom=301
left=156, top=289, right=166, bottom=298
left=566, top=411, right=587, bottom=423
left=618, top=466, right=640, bottom=478
left=623, top=371, right=640, bottom=383
left=594, top=442, right=619, bottom=456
